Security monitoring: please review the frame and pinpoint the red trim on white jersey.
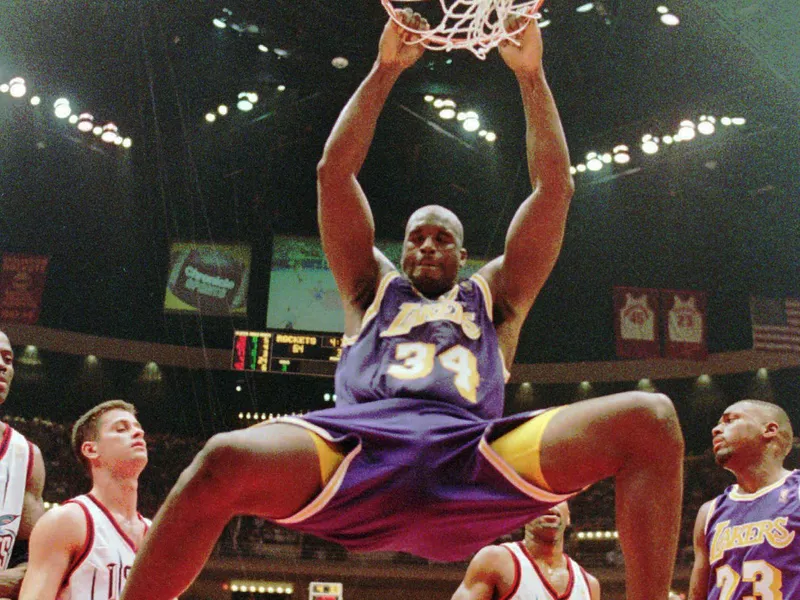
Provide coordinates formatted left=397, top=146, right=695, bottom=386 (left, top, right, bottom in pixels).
left=518, top=542, right=576, bottom=600
left=498, top=544, right=522, bottom=600
left=59, top=500, right=95, bottom=590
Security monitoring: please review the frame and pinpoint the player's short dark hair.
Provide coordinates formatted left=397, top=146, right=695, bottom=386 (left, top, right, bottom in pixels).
left=71, top=400, right=136, bottom=473
left=741, top=399, right=794, bottom=458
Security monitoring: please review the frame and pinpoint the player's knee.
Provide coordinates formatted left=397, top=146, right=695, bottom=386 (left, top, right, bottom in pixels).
left=629, top=392, right=683, bottom=453
left=186, top=432, right=245, bottom=498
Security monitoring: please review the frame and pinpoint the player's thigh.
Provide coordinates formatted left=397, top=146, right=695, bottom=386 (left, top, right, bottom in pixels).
left=200, top=422, right=335, bottom=518
left=537, top=391, right=678, bottom=493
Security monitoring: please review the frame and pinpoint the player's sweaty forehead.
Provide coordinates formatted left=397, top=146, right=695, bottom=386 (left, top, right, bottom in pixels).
left=405, top=205, right=464, bottom=245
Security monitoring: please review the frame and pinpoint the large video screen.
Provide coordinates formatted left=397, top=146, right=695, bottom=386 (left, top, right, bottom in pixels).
left=266, top=236, right=485, bottom=333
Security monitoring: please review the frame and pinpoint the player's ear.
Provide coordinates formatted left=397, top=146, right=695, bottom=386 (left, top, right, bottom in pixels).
left=459, top=247, right=468, bottom=267
left=763, top=421, right=780, bottom=441
left=81, top=440, right=98, bottom=462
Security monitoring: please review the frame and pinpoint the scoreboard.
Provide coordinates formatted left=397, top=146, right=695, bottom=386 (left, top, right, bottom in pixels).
left=232, top=330, right=342, bottom=377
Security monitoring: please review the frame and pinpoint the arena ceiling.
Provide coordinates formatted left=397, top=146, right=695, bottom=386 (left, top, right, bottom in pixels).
left=0, top=0, right=798, bottom=363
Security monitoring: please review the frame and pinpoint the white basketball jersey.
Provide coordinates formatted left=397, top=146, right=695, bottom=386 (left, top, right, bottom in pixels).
left=500, top=542, right=593, bottom=600
left=57, top=494, right=150, bottom=600
left=0, top=425, right=33, bottom=569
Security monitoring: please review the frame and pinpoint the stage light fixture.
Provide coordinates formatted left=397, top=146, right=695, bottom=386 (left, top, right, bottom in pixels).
left=277, top=84, right=286, bottom=92
left=0, top=84, right=8, bottom=93
left=663, top=135, right=673, bottom=144
left=478, top=130, right=487, bottom=137
left=122, top=137, right=132, bottom=148
left=258, top=44, right=269, bottom=52
left=54, top=98, right=71, bottom=119
left=332, top=56, right=349, bottom=69
left=205, top=112, right=216, bottom=122
left=9, top=77, right=26, bottom=98
left=677, top=120, right=696, bottom=141
left=576, top=2, right=595, bottom=12
left=612, top=145, right=630, bottom=164
left=113, top=135, right=123, bottom=145
left=576, top=163, right=586, bottom=172
left=213, top=18, right=227, bottom=29
left=101, top=122, right=119, bottom=143
left=30, top=96, right=41, bottom=106
left=731, top=117, right=746, bottom=125
left=697, top=116, right=716, bottom=135
left=660, top=13, right=680, bottom=26
left=641, top=139, right=659, bottom=154
left=433, top=98, right=444, bottom=108
left=218, top=104, right=228, bottom=115
left=463, top=117, right=480, bottom=132
left=485, top=131, right=497, bottom=142
left=656, top=5, right=669, bottom=13
left=570, top=166, right=577, bottom=174
left=586, top=152, right=603, bottom=171
left=720, top=116, right=732, bottom=126
left=237, top=92, right=254, bottom=111
left=439, top=108, right=456, bottom=119
left=424, top=94, right=434, bottom=102
left=538, top=19, right=551, bottom=28
left=77, top=113, right=94, bottom=132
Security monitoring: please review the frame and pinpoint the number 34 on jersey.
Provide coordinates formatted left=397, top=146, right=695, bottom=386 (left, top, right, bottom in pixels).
left=387, top=342, right=479, bottom=403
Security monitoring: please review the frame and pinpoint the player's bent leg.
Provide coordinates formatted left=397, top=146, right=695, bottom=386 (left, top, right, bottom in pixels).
left=122, top=423, right=336, bottom=600
left=538, top=392, right=684, bottom=600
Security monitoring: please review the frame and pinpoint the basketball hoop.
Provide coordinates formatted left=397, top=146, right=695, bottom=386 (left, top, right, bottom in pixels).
left=381, top=0, right=545, bottom=60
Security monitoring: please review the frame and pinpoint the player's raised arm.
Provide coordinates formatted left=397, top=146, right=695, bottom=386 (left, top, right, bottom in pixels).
left=688, top=500, right=713, bottom=600
left=482, top=15, right=574, bottom=324
left=317, top=10, right=428, bottom=318
left=450, top=546, right=513, bottom=600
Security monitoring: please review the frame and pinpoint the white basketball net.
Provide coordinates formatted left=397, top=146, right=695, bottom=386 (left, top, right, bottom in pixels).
left=382, top=0, right=545, bottom=60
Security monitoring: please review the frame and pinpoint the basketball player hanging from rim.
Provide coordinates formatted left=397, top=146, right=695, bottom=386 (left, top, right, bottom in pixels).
left=122, top=9, right=684, bottom=600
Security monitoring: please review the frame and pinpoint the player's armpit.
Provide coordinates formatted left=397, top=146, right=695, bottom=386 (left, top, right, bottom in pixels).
left=451, top=546, right=514, bottom=600
left=18, top=504, right=87, bottom=600
left=687, top=500, right=714, bottom=600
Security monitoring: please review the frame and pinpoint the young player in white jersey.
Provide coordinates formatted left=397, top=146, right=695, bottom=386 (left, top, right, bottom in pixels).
left=452, top=502, right=600, bottom=600
left=19, top=400, right=149, bottom=600
left=0, top=328, right=46, bottom=598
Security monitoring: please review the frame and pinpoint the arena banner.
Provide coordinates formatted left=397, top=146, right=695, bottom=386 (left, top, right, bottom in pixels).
left=267, top=235, right=485, bottom=333
left=661, top=289, right=708, bottom=360
left=613, top=286, right=660, bottom=359
left=164, top=243, right=251, bottom=317
left=0, top=253, right=49, bottom=324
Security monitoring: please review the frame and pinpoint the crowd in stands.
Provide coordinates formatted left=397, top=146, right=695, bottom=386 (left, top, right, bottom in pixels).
left=7, top=413, right=792, bottom=569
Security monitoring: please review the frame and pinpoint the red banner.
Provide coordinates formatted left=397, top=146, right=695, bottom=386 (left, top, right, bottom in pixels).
left=0, top=253, right=49, bottom=324
left=614, top=287, right=660, bottom=359
left=661, top=290, right=708, bottom=360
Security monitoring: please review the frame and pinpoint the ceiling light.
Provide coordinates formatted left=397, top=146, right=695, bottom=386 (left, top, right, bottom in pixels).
left=332, top=56, right=349, bottom=69
left=113, top=135, right=123, bottom=145
left=92, top=125, right=102, bottom=136
left=731, top=117, right=746, bottom=125
left=576, top=163, right=586, bottom=172
left=433, top=98, right=444, bottom=108
left=441, top=99, right=456, bottom=108
left=660, top=13, right=680, bottom=26
left=587, top=156, right=603, bottom=171
left=720, top=116, right=732, bottom=126
left=656, top=5, right=670, bottom=13
left=538, top=19, right=551, bottom=28
left=0, top=84, right=8, bottom=93
left=457, top=111, right=466, bottom=121
left=697, top=117, right=715, bottom=135
left=30, top=96, right=41, bottom=106
left=641, top=140, right=659, bottom=154
left=122, top=137, right=132, bottom=148
left=218, top=104, right=228, bottom=115
left=9, top=77, right=26, bottom=98
left=677, top=120, right=696, bottom=140
left=485, top=131, right=497, bottom=143
left=601, top=152, right=612, bottom=163
left=68, top=114, right=79, bottom=124
left=570, top=166, right=577, bottom=174
left=277, top=84, right=286, bottom=92
left=273, top=48, right=289, bottom=58
left=237, top=98, right=253, bottom=111
left=77, top=113, right=94, bottom=132
left=424, top=94, right=434, bottom=102
left=463, top=117, right=480, bottom=132
left=663, top=135, right=673, bottom=144
left=54, top=98, right=71, bottom=119
left=612, top=145, right=630, bottom=164
left=478, top=130, right=487, bottom=137
left=205, top=112, right=216, bottom=122
left=247, top=92, right=258, bottom=103
left=101, top=122, right=119, bottom=143
left=213, top=18, right=227, bottom=29
left=258, top=44, right=269, bottom=52
left=439, top=108, right=456, bottom=119
left=576, top=2, right=595, bottom=12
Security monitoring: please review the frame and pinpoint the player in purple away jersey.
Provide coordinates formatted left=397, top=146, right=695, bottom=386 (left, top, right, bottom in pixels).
left=689, top=400, right=800, bottom=600
left=122, top=11, right=684, bottom=600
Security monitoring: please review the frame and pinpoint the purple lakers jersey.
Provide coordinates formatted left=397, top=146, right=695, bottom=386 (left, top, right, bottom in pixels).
left=334, top=271, right=509, bottom=420
left=705, top=470, right=800, bottom=600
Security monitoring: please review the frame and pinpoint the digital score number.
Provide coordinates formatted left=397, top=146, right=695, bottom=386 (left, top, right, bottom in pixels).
left=232, top=330, right=343, bottom=377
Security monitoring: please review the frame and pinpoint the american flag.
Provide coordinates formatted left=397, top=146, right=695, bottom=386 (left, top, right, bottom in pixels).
left=750, top=297, right=800, bottom=353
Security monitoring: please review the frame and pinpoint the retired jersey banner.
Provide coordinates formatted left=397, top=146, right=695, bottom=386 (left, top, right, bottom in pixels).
left=661, top=289, right=708, bottom=360
left=164, top=243, right=251, bottom=317
left=614, top=287, right=660, bottom=359
left=0, top=253, right=49, bottom=324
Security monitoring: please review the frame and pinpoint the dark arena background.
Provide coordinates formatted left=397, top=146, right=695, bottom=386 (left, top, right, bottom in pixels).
left=1, top=0, right=799, bottom=598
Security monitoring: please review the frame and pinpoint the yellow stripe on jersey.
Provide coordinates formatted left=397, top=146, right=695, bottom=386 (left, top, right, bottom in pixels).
left=470, top=273, right=493, bottom=319
left=358, top=271, right=399, bottom=335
